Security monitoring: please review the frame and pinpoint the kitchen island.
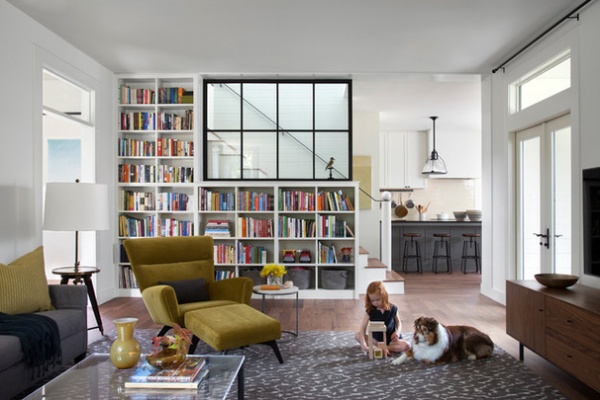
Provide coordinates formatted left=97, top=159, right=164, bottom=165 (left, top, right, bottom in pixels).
left=391, top=220, right=482, bottom=273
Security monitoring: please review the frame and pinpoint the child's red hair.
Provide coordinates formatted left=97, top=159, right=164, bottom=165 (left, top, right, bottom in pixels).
left=365, top=281, right=391, bottom=313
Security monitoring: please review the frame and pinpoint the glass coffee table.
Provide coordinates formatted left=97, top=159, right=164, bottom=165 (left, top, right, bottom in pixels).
left=24, top=353, right=245, bottom=399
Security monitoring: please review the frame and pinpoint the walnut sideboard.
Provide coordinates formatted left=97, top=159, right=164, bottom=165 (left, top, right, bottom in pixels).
left=506, top=280, right=600, bottom=392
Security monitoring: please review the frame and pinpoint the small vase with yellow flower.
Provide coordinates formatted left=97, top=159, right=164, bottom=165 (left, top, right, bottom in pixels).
left=260, top=263, right=287, bottom=287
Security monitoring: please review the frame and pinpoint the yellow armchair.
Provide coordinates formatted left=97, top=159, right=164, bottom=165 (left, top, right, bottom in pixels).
left=123, top=236, right=253, bottom=338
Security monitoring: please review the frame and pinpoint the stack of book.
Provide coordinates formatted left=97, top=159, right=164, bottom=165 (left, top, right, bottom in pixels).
left=204, top=219, right=231, bottom=237
left=125, top=355, right=208, bottom=389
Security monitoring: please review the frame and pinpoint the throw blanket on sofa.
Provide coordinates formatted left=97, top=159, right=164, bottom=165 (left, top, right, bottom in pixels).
left=0, top=312, right=62, bottom=377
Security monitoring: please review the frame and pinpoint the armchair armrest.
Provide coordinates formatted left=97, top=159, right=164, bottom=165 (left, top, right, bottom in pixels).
left=141, top=285, right=184, bottom=327
left=208, top=277, right=253, bottom=304
left=48, top=284, right=87, bottom=310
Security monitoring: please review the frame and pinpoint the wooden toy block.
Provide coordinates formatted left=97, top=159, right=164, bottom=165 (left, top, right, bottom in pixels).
left=367, top=321, right=387, bottom=359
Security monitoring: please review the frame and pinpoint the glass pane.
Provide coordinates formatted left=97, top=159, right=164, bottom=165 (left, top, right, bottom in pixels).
left=279, top=83, right=313, bottom=130
left=553, top=127, right=571, bottom=274
left=315, top=132, right=350, bottom=180
left=43, top=70, right=91, bottom=123
left=315, top=83, right=349, bottom=130
left=243, top=132, right=277, bottom=179
left=521, top=136, right=541, bottom=280
left=519, top=57, right=570, bottom=110
left=206, top=131, right=241, bottom=179
left=279, top=131, right=314, bottom=179
left=207, top=83, right=241, bottom=130
left=243, top=83, right=277, bottom=130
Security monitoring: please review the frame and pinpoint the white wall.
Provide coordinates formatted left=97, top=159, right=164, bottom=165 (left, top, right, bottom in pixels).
left=483, top=0, right=600, bottom=303
left=353, top=112, right=380, bottom=258
left=0, top=1, right=116, bottom=302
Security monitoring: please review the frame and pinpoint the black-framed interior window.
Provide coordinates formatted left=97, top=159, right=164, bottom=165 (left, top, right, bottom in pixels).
left=203, top=79, right=352, bottom=180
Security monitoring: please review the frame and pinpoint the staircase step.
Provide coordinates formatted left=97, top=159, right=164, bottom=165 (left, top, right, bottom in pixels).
left=385, top=270, right=405, bottom=283
left=366, top=257, right=387, bottom=269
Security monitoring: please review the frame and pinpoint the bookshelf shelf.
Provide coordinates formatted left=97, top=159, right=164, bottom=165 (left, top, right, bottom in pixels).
left=116, top=75, right=198, bottom=294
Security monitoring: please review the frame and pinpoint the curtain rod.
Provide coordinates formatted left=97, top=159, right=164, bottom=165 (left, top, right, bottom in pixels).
left=492, top=0, right=594, bottom=73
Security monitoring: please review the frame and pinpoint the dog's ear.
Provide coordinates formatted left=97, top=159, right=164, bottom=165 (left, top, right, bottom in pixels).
left=414, top=317, right=424, bottom=328
left=423, top=317, right=438, bottom=331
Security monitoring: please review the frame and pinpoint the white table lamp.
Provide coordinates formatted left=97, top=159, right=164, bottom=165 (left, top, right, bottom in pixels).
left=43, top=181, right=109, bottom=274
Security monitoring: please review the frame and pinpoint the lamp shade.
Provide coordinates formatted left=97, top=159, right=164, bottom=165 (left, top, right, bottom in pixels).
left=44, top=182, right=109, bottom=231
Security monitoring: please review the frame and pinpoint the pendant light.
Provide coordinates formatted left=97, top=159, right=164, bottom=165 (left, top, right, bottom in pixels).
left=422, top=116, right=447, bottom=175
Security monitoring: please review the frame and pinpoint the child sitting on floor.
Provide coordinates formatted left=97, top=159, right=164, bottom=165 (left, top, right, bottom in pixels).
left=355, top=281, right=411, bottom=356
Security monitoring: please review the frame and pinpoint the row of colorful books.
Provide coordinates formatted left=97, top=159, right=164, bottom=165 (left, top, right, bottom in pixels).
left=278, top=215, right=317, bottom=238
left=279, top=189, right=316, bottom=211
left=317, top=191, right=354, bottom=211
left=238, top=191, right=274, bottom=211
left=118, top=215, right=193, bottom=237
left=120, top=191, right=191, bottom=212
left=119, top=86, right=193, bottom=105
left=119, top=110, right=194, bottom=131
left=118, top=164, right=194, bottom=183
left=199, top=188, right=236, bottom=211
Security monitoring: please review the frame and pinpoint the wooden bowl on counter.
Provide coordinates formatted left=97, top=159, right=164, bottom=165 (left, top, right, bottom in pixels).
left=534, top=273, right=579, bottom=289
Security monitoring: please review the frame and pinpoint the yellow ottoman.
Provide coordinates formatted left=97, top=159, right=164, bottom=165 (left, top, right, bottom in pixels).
left=185, top=303, right=283, bottom=363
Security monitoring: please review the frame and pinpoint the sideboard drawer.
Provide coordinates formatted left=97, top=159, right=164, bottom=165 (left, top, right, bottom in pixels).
left=546, top=334, right=600, bottom=392
left=546, top=297, right=599, bottom=349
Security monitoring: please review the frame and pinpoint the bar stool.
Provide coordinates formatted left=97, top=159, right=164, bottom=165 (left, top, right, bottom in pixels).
left=432, top=233, right=452, bottom=274
left=461, top=233, right=481, bottom=273
left=402, top=233, right=422, bottom=273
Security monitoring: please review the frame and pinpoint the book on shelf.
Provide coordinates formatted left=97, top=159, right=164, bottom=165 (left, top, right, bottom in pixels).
left=124, top=356, right=207, bottom=389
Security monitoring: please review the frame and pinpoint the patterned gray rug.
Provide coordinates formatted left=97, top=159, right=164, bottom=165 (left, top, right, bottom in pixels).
left=86, top=329, right=565, bottom=400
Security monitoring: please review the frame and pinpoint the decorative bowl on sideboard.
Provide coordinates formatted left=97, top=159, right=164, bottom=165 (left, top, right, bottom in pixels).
left=534, top=273, right=579, bottom=289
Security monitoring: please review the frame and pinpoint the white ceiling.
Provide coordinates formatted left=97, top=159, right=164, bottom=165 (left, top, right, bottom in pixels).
left=8, top=0, right=585, bottom=132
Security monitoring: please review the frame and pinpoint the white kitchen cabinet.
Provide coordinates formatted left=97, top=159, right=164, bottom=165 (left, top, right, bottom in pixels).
left=380, top=131, right=427, bottom=189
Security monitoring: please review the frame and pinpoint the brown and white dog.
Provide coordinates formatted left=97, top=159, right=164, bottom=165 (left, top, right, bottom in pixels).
left=392, top=316, right=494, bottom=365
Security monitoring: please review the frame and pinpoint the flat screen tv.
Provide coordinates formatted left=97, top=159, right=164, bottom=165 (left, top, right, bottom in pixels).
left=583, top=167, right=600, bottom=277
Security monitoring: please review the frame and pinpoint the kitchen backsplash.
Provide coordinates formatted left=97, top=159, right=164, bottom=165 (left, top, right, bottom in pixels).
left=389, top=178, right=482, bottom=221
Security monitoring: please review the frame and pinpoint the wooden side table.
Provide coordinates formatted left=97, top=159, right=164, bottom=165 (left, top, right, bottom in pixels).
left=52, top=266, right=104, bottom=335
left=252, top=285, right=299, bottom=337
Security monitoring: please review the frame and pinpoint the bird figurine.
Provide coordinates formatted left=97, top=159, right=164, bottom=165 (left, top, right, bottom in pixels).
left=325, top=157, right=335, bottom=170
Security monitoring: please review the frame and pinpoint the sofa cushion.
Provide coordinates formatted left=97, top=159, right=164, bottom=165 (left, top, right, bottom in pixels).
left=158, top=278, right=209, bottom=303
left=0, top=246, right=52, bottom=314
left=135, top=260, right=214, bottom=292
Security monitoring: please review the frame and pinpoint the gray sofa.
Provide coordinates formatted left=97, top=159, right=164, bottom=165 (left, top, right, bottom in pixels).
left=0, top=284, right=88, bottom=400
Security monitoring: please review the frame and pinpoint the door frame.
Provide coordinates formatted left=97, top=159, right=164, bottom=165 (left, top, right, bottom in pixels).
left=514, top=114, right=571, bottom=279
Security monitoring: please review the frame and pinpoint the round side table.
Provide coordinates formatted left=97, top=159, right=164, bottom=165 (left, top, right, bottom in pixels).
left=252, top=285, right=299, bottom=337
left=52, top=266, right=103, bottom=335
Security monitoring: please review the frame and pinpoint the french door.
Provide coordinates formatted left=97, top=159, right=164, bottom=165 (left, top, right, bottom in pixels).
left=515, top=114, right=571, bottom=280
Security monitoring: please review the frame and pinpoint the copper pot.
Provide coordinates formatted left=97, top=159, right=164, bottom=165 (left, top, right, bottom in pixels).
left=395, top=194, right=408, bottom=218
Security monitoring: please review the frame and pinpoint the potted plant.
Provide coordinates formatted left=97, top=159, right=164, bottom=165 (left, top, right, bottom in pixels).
left=147, top=323, right=192, bottom=369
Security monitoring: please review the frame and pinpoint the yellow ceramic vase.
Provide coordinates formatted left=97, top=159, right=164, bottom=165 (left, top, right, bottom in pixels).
left=110, top=317, right=141, bottom=369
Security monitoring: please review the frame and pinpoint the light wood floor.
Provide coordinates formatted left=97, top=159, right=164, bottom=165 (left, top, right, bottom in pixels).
left=89, top=273, right=597, bottom=399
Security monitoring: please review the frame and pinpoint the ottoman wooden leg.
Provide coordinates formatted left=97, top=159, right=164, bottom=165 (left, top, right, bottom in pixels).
left=260, top=340, right=284, bottom=363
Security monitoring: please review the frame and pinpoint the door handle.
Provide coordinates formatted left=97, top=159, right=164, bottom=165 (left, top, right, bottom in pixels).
left=533, top=228, right=550, bottom=249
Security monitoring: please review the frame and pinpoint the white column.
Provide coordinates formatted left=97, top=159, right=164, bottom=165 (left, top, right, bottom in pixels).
left=381, top=191, right=392, bottom=271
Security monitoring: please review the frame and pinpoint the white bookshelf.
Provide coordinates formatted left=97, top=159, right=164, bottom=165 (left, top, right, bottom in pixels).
left=116, top=74, right=199, bottom=296
left=199, top=182, right=359, bottom=299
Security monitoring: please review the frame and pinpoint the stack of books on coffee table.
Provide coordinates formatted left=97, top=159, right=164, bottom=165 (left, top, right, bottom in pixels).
left=125, top=355, right=207, bottom=389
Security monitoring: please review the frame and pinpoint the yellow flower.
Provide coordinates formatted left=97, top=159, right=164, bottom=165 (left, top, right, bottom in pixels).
left=260, top=263, right=287, bottom=277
